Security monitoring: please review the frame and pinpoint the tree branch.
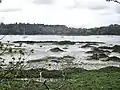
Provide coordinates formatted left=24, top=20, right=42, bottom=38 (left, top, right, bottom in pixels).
left=43, top=80, right=50, bottom=90
left=106, top=0, right=120, bottom=4
left=0, top=35, right=5, bottom=40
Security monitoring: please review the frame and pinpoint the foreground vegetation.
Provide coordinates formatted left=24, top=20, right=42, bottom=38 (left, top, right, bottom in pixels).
left=0, top=66, right=120, bottom=90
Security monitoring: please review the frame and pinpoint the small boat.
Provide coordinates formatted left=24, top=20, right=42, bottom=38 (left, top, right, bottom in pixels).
left=61, top=36, right=64, bottom=38
left=96, top=36, right=100, bottom=38
left=23, top=35, right=28, bottom=39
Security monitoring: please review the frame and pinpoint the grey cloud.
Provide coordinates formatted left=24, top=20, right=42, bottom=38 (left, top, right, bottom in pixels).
left=70, top=0, right=109, bottom=10
left=33, top=0, right=54, bottom=5
left=115, top=6, right=120, bottom=13
left=0, top=8, right=21, bottom=12
left=99, top=12, right=113, bottom=15
left=88, top=5, right=108, bottom=10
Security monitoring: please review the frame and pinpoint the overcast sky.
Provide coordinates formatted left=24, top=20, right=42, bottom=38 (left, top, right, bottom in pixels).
left=0, top=0, right=120, bottom=28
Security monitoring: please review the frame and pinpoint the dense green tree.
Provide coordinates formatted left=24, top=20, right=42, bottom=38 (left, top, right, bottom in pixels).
left=0, top=23, right=120, bottom=35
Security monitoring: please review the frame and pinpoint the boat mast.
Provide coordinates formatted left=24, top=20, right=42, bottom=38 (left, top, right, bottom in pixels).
left=23, top=26, right=26, bottom=35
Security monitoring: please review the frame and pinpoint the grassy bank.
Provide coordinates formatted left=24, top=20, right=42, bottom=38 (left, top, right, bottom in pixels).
left=0, top=66, right=120, bottom=90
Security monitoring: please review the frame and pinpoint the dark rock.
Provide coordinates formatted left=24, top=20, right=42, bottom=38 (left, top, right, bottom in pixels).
left=27, top=59, right=46, bottom=63
left=99, top=46, right=113, bottom=49
left=86, top=49, right=111, bottom=54
left=88, top=53, right=108, bottom=60
left=50, top=47, right=64, bottom=52
left=13, top=41, right=104, bottom=45
left=63, top=47, right=68, bottom=49
left=86, top=51, right=94, bottom=53
left=51, top=60, right=60, bottom=63
left=40, top=45, right=42, bottom=47
left=99, top=53, right=108, bottom=58
left=88, top=53, right=99, bottom=60
left=57, top=41, right=75, bottom=45
left=113, top=45, right=120, bottom=53
left=81, top=43, right=94, bottom=48
left=92, top=47, right=104, bottom=53
left=103, top=50, right=111, bottom=53
left=63, top=55, right=75, bottom=59
left=106, top=56, right=120, bottom=62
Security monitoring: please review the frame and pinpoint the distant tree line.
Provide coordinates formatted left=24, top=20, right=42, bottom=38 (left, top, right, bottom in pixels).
left=0, top=23, right=120, bottom=35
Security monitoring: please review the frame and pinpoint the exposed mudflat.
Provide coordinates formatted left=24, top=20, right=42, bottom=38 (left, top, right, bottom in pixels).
left=0, top=35, right=120, bottom=70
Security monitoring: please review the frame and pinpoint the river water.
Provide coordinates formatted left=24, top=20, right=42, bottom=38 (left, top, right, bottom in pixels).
left=1, top=35, right=120, bottom=45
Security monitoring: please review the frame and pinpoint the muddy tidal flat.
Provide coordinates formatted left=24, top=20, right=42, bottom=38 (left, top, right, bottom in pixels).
left=1, top=35, right=120, bottom=70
